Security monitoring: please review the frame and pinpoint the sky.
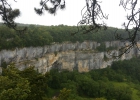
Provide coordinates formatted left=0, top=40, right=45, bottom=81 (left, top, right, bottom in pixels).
left=4, top=0, right=130, bottom=28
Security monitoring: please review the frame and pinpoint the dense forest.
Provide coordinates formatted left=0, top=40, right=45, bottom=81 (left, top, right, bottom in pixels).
left=0, top=24, right=126, bottom=50
left=1, top=57, right=140, bottom=100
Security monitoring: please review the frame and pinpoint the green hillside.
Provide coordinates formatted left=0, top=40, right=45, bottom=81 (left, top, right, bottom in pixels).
left=0, top=24, right=126, bottom=50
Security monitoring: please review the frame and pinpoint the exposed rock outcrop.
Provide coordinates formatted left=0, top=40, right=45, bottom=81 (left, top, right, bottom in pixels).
left=0, top=41, right=139, bottom=73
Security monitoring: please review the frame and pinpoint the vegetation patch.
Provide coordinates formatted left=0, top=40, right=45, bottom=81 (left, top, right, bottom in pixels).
left=54, top=51, right=58, bottom=56
left=0, top=25, right=126, bottom=50
left=104, top=54, right=109, bottom=61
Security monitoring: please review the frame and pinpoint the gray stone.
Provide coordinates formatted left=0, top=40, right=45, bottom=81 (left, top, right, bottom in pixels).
left=0, top=41, right=139, bottom=73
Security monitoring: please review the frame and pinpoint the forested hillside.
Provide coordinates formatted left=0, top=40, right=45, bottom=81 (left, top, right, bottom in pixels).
left=1, top=57, right=140, bottom=100
left=0, top=24, right=125, bottom=50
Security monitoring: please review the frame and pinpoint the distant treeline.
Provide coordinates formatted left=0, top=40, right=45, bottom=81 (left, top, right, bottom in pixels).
left=0, top=24, right=127, bottom=50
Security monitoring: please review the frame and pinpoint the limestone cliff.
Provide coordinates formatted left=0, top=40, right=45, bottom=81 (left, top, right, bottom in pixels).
left=0, top=41, right=139, bottom=73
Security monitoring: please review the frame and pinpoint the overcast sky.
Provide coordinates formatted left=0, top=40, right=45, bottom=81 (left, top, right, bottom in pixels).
left=5, top=0, right=129, bottom=28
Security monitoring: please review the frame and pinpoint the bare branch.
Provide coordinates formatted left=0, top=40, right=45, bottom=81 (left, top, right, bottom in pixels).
left=111, top=0, right=140, bottom=57
left=0, top=0, right=27, bottom=33
left=73, top=0, right=108, bottom=35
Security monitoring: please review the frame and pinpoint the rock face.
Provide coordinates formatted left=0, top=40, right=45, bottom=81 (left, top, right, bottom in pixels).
left=0, top=41, right=139, bottom=73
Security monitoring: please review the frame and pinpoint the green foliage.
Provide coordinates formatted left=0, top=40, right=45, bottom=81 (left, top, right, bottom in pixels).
left=47, top=67, right=135, bottom=100
left=0, top=25, right=53, bottom=50
left=104, top=54, right=109, bottom=61
left=0, top=65, right=30, bottom=100
left=93, top=98, right=107, bottom=100
left=19, top=67, right=49, bottom=100
left=0, top=65, right=50, bottom=100
left=0, top=24, right=127, bottom=50
left=96, top=43, right=106, bottom=52
left=58, top=88, right=71, bottom=100
left=111, top=57, right=140, bottom=82
left=0, top=80, right=30, bottom=100
left=1, top=61, right=7, bottom=68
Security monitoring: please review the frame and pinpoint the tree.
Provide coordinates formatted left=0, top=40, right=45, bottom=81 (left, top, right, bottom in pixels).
left=1, top=65, right=50, bottom=100
left=0, top=0, right=27, bottom=32
left=58, top=88, right=71, bottom=100
left=1, top=0, right=140, bottom=56
left=0, top=65, right=30, bottom=100
left=18, top=66, right=49, bottom=100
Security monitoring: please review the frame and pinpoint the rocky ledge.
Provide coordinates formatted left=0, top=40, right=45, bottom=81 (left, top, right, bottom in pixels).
left=0, top=41, right=139, bottom=73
